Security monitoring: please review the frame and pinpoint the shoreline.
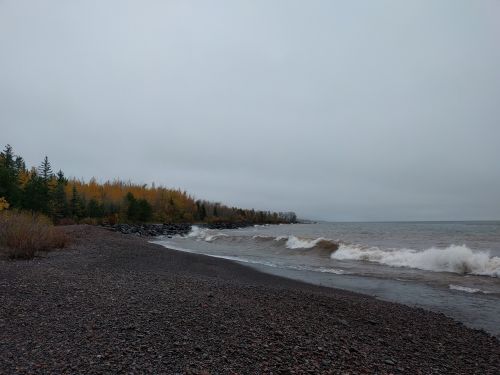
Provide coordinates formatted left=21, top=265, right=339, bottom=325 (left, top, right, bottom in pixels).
left=1, top=225, right=499, bottom=374
left=244, top=261, right=500, bottom=338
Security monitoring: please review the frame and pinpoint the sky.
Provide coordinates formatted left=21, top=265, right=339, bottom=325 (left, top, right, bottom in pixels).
left=1, top=0, right=500, bottom=221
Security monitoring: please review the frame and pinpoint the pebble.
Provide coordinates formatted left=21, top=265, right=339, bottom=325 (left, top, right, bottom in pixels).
left=0, top=225, right=498, bottom=374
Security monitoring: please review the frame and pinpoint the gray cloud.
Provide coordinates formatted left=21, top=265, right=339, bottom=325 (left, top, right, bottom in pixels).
left=1, top=0, right=500, bottom=221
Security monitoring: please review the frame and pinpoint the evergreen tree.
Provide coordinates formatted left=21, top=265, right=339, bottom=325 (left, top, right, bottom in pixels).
left=52, top=170, right=69, bottom=221
left=87, top=198, right=104, bottom=218
left=22, top=173, right=47, bottom=213
left=137, top=199, right=153, bottom=222
left=70, top=185, right=84, bottom=219
left=0, top=145, right=22, bottom=207
left=38, top=156, right=53, bottom=181
left=1, top=143, right=298, bottom=225
left=56, top=170, right=67, bottom=185
left=34, top=157, right=53, bottom=215
left=14, top=156, right=25, bottom=173
left=1, top=144, right=14, bottom=168
left=124, top=192, right=152, bottom=222
left=79, top=195, right=87, bottom=218
left=125, top=192, right=138, bottom=221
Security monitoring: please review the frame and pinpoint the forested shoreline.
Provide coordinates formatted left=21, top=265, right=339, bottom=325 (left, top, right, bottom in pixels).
left=0, top=144, right=297, bottom=225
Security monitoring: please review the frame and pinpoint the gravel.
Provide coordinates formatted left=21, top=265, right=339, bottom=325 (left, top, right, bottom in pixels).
left=0, top=225, right=498, bottom=374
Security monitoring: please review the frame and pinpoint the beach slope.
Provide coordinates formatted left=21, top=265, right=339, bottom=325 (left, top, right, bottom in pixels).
left=1, top=225, right=498, bottom=374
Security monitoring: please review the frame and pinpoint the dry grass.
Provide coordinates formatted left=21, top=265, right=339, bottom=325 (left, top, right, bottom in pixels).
left=0, top=211, right=69, bottom=259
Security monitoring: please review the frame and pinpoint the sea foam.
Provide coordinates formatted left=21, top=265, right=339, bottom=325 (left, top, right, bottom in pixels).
left=331, top=244, right=500, bottom=277
left=186, top=225, right=207, bottom=239
left=449, top=284, right=481, bottom=293
left=284, top=236, right=326, bottom=249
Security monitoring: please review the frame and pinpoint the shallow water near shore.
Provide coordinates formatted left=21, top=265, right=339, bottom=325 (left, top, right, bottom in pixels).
left=152, top=221, right=500, bottom=337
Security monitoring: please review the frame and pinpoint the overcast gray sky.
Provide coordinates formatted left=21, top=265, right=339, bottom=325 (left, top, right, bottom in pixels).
left=1, top=1, right=500, bottom=221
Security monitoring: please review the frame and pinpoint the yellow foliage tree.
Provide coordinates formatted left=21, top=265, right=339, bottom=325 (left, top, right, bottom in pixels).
left=0, top=197, right=9, bottom=211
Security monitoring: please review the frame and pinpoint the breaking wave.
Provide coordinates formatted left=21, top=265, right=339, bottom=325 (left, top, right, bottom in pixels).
left=332, top=244, right=500, bottom=277
left=448, top=284, right=497, bottom=294
left=186, top=225, right=207, bottom=238
left=273, top=235, right=339, bottom=252
left=187, top=227, right=339, bottom=254
left=184, top=227, right=500, bottom=277
left=282, top=236, right=325, bottom=249
left=275, top=236, right=340, bottom=257
left=186, top=226, right=228, bottom=242
left=152, top=239, right=347, bottom=275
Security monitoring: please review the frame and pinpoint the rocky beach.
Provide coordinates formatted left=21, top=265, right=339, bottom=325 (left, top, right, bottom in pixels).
left=102, top=222, right=255, bottom=238
left=1, top=225, right=499, bottom=374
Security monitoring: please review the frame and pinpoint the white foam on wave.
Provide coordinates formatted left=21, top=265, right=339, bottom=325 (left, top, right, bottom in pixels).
left=151, top=240, right=349, bottom=276
left=186, top=225, right=207, bottom=239
left=448, top=284, right=495, bottom=294
left=186, top=226, right=228, bottom=242
left=332, top=244, right=500, bottom=277
left=281, top=235, right=325, bottom=249
left=151, top=240, right=282, bottom=268
left=317, top=267, right=347, bottom=275
left=204, top=233, right=229, bottom=242
left=449, top=284, right=481, bottom=293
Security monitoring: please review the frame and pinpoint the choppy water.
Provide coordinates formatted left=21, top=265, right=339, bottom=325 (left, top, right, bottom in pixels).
left=152, top=221, right=500, bottom=337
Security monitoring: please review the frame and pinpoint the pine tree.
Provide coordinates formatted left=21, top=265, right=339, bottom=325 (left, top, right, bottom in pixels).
left=22, top=172, right=47, bottom=213
left=125, top=192, right=138, bottom=222
left=2, top=144, right=14, bottom=168
left=38, top=156, right=53, bottom=181
left=14, top=156, right=25, bottom=173
left=53, top=170, right=69, bottom=221
left=0, top=145, right=22, bottom=207
left=123, top=192, right=152, bottom=222
left=70, top=185, right=83, bottom=219
left=1, top=144, right=298, bottom=225
left=137, top=199, right=153, bottom=222
left=87, top=198, right=103, bottom=218
left=34, top=156, right=53, bottom=215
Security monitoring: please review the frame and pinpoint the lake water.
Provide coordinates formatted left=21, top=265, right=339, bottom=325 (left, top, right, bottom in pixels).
left=152, top=221, right=500, bottom=337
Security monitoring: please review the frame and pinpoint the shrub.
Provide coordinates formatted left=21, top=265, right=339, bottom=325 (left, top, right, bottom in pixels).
left=79, top=217, right=100, bottom=225
left=56, top=217, right=76, bottom=226
left=0, top=210, right=69, bottom=259
left=0, top=197, right=9, bottom=211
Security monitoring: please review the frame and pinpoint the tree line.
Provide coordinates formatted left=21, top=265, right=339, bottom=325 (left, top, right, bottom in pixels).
left=0, top=145, right=297, bottom=225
